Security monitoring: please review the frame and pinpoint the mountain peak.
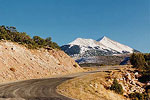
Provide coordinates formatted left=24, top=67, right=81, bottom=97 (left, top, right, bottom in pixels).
left=61, top=36, right=136, bottom=59
left=65, top=36, right=134, bottom=54
left=97, top=36, right=109, bottom=41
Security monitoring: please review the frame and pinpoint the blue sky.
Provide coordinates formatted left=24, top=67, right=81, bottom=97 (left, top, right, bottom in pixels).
left=0, top=0, right=149, bottom=53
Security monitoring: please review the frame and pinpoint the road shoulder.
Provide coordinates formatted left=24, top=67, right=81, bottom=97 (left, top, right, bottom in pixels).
left=57, top=71, right=128, bottom=100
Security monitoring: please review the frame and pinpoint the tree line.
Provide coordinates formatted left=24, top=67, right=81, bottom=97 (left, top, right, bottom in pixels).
left=130, top=53, right=150, bottom=83
left=0, top=25, right=60, bottom=49
left=130, top=53, right=150, bottom=70
left=130, top=53, right=150, bottom=100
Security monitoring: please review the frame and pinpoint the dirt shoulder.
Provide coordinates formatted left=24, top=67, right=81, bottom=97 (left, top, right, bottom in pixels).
left=57, top=69, right=128, bottom=100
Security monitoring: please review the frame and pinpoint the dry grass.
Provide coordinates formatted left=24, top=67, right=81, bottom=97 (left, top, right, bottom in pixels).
left=82, top=67, right=100, bottom=71
left=57, top=72, right=128, bottom=100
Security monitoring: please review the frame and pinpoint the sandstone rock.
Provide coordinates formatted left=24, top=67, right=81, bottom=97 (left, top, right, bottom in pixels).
left=107, top=67, right=146, bottom=96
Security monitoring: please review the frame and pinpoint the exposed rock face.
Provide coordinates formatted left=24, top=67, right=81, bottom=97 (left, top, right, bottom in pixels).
left=106, top=67, right=145, bottom=96
left=0, top=41, right=82, bottom=83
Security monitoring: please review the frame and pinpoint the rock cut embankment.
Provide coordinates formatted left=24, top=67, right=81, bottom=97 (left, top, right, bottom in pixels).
left=0, top=41, right=82, bottom=83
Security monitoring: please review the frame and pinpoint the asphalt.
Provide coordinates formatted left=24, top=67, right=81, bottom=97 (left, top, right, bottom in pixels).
left=0, top=66, right=122, bottom=100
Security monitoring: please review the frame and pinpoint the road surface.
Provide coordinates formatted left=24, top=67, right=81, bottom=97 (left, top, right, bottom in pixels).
left=0, top=66, right=122, bottom=100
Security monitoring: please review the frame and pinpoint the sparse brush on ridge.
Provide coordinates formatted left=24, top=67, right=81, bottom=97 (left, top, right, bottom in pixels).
left=110, top=78, right=123, bottom=95
left=130, top=53, right=150, bottom=70
left=130, top=53, right=150, bottom=82
left=130, top=53, right=150, bottom=99
left=129, top=92, right=149, bottom=100
left=0, top=25, right=60, bottom=49
left=130, top=53, right=146, bottom=70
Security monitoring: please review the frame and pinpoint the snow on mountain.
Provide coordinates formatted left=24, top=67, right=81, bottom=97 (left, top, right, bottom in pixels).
left=97, top=36, right=134, bottom=53
left=69, top=38, right=98, bottom=47
left=61, top=36, right=136, bottom=59
left=68, top=38, right=110, bottom=54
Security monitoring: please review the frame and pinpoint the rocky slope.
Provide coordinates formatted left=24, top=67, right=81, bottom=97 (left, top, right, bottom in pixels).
left=0, top=40, right=82, bottom=83
left=106, top=66, right=145, bottom=96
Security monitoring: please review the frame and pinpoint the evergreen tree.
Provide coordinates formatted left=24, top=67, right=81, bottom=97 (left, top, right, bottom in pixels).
left=110, top=78, right=123, bottom=94
left=130, top=53, right=146, bottom=70
left=0, top=25, right=60, bottom=49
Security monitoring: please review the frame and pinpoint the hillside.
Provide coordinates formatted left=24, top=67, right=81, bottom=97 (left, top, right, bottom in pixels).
left=77, top=55, right=130, bottom=66
left=0, top=40, right=82, bottom=83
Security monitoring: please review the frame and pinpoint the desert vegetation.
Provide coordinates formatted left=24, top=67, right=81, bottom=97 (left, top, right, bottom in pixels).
left=130, top=53, right=150, bottom=83
left=0, top=25, right=60, bottom=49
left=130, top=53, right=150, bottom=70
left=129, top=53, right=150, bottom=100
left=129, top=92, right=149, bottom=100
left=110, top=78, right=123, bottom=95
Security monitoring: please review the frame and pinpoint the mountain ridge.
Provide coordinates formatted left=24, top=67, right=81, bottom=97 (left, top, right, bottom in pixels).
left=61, top=36, right=137, bottom=59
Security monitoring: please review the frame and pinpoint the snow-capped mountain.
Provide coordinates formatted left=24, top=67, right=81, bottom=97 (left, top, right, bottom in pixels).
left=61, top=36, right=138, bottom=59
left=97, top=36, right=134, bottom=53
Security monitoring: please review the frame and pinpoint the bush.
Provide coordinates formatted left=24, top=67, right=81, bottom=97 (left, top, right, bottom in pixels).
left=129, top=92, right=149, bottom=100
left=138, top=71, right=150, bottom=83
left=73, top=63, right=78, bottom=67
left=145, top=85, right=150, bottom=93
left=130, top=53, right=150, bottom=70
left=0, top=25, right=60, bottom=49
left=110, top=78, right=123, bottom=94
left=130, top=53, right=146, bottom=70
left=130, top=53, right=150, bottom=83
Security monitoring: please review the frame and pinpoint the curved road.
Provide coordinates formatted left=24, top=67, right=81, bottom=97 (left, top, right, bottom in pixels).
left=0, top=66, right=122, bottom=100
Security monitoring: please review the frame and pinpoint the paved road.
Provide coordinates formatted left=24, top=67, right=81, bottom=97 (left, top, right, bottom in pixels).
left=0, top=66, right=122, bottom=100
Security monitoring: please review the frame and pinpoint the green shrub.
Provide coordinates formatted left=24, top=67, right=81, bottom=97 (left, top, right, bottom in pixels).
left=130, top=53, right=150, bottom=70
left=73, top=63, right=78, bottom=67
left=145, top=85, right=150, bottom=93
left=130, top=53, right=150, bottom=83
left=129, top=92, right=149, bottom=100
left=110, top=78, right=123, bottom=94
left=0, top=25, right=60, bottom=49
left=130, top=53, right=146, bottom=70
left=138, top=71, right=150, bottom=83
